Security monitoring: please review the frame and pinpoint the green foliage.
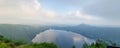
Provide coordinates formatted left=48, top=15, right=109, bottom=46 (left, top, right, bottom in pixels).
left=109, top=40, right=117, bottom=46
left=0, top=35, right=118, bottom=48
left=82, top=42, right=89, bottom=48
left=72, top=45, right=76, bottom=48
left=0, top=35, right=58, bottom=48
left=0, top=36, right=12, bottom=43
left=82, top=39, right=118, bottom=48
left=82, top=39, right=107, bottom=48
left=0, top=42, right=10, bottom=48
left=14, top=40, right=26, bottom=46
left=2, top=34, right=117, bottom=48
left=21, top=42, right=57, bottom=48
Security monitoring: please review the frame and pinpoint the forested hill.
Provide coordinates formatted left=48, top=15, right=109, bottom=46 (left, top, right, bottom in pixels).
left=0, top=24, right=120, bottom=45
left=0, top=24, right=47, bottom=42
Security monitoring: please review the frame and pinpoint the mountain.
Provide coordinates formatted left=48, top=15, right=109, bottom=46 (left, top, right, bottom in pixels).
left=51, top=24, right=120, bottom=45
left=0, top=24, right=120, bottom=45
left=0, top=24, right=49, bottom=42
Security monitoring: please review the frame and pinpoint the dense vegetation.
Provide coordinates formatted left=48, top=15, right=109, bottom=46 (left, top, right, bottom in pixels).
left=0, top=35, right=57, bottom=48
left=0, top=33, right=118, bottom=48
left=82, top=39, right=117, bottom=48
left=19, top=43, right=57, bottom=48
left=0, top=24, right=120, bottom=46
left=0, top=24, right=49, bottom=43
left=0, top=35, right=119, bottom=48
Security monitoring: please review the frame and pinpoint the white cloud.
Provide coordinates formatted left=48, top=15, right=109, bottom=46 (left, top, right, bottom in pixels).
left=65, top=10, right=104, bottom=25
left=0, top=0, right=59, bottom=24
left=0, top=0, right=119, bottom=26
left=75, top=10, right=100, bottom=20
left=67, top=10, right=102, bottom=20
left=81, top=0, right=120, bottom=26
left=0, top=0, right=99, bottom=25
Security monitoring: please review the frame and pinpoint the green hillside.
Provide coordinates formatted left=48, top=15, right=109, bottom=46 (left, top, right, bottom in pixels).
left=0, top=24, right=41, bottom=42
left=0, top=35, right=118, bottom=48
left=0, top=35, right=58, bottom=48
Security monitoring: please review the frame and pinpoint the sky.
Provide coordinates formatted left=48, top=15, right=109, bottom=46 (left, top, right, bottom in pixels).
left=0, top=0, right=120, bottom=26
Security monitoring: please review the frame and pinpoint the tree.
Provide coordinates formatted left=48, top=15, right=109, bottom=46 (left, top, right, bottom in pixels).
left=0, top=42, right=10, bottom=48
left=82, top=42, right=89, bottom=48
left=83, top=39, right=108, bottom=48
left=22, top=42, right=58, bottom=48
left=109, top=40, right=117, bottom=47
left=14, top=40, right=26, bottom=46
left=72, top=45, right=76, bottom=48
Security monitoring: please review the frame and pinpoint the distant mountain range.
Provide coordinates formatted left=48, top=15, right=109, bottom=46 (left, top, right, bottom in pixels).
left=0, top=24, right=48, bottom=42
left=51, top=24, right=120, bottom=45
left=0, top=24, right=120, bottom=45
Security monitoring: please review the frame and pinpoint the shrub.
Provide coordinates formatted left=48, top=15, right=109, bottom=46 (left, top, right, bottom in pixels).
left=22, top=42, right=58, bottom=48
left=0, top=42, right=10, bottom=48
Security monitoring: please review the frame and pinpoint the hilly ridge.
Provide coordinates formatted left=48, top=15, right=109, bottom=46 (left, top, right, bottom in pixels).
left=0, top=24, right=42, bottom=42
left=0, top=24, right=120, bottom=45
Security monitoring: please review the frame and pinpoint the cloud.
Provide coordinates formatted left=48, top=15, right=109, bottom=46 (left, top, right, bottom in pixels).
left=75, top=10, right=102, bottom=20
left=66, top=10, right=104, bottom=26
left=32, top=29, right=94, bottom=48
left=0, top=0, right=119, bottom=26
left=0, top=0, right=59, bottom=24
left=0, top=0, right=39, bottom=16
left=0, top=0, right=100, bottom=25
left=81, top=0, right=120, bottom=26
left=0, top=0, right=80, bottom=25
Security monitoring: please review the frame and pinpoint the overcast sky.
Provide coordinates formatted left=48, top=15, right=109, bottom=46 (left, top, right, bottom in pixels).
left=0, top=0, right=120, bottom=26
